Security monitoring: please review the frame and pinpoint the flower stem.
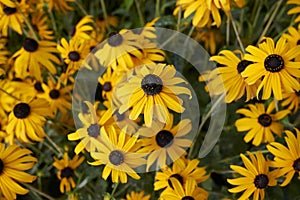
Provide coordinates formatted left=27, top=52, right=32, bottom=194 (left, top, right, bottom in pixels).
left=257, top=0, right=283, bottom=44
left=44, top=133, right=63, bottom=157
left=111, top=182, right=119, bottom=198
left=230, top=13, right=245, bottom=54
left=226, top=16, right=230, bottom=47
left=22, top=183, right=57, bottom=200
left=134, top=0, right=145, bottom=26
left=155, top=0, right=160, bottom=17
left=100, top=0, right=111, bottom=31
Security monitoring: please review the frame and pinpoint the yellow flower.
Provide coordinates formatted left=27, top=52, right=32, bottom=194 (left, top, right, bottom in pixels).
left=242, top=37, right=300, bottom=100
left=281, top=90, right=300, bottom=113
left=6, top=98, right=51, bottom=144
left=235, top=102, right=290, bottom=146
left=267, top=128, right=300, bottom=186
left=89, top=126, right=146, bottom=183
left=287, top=0, right=300, bottom=23
left=46, top=0, right=75, bottom=13
left=228, top=151, right=277, bottom=200
left=53, top=153, right=84, bottom=193
left=71, top=15, right=94, bottom=40
left=126, top=191, right=151, bottom=200
left=117, top=63, right=192, bottom=127
left=31, top=12, right=54, bottom=40
left=12, top=37, right=60, bottom=81
left=0, top=144, right=37, bottom=199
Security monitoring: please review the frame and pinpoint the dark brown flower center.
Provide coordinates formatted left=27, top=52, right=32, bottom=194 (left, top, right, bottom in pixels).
left=102, top=82, right=112, bottom=92
left=296, top=90, right=300, bottom=96
left=156, top=130, right=174, bottom=148
left=114, top=111, right=125, bottom=122
left=254, top=174, right=269, bottom=189
left=109, top=150, right=124, bottom=166
left=87, top=124, right=100, bottom=138
left=61, top=167, right=74, bottom=178
left=49, top=89, right=60, bottom=99
left=293, top=158, right=300, bottom=171
left=141, top=74, right=163, bottom=95
left=3, top=6, right=16, bottom=15
left=182, top=197, right=195, bottom=200
left=168, top=174, right=183, bottom=189
left=264, top=54, right=284, bottom=72
left=23, top=38, right=39, bottom=52
left=68, top=51, right=80, bottom=62
left=0, top=159, right=3, bottom=174
left=258, top=113, right=272, bottom=127
left=237, top=60, right=253, bottom=74
left=13, top=103, right=31, bottom=119
left=297, top=40, right=300, bottom=45
left=107, top=32, right=123, bottom=47
left=34, top=81, right=44, bottom=92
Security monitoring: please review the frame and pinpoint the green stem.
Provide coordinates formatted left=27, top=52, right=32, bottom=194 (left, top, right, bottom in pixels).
left=44, top=133, right=63, bottom=157
left=48, top=9, right=58, bottom=39
left=230, top=13, right=245, bottom=53
left=75, top=0, right=89, bottom=16
left=134, top=0, right=145, bottom=26
left=176, top=5, right=182, bottom=32
left=100, top=0, right=111, bottom=31
left=257, top=0, right=283, bottom=44
left=226, top=16, right=230, bottom=47
left=155, top=0, right=160, bottom=17
left=111, top=182, right=119, bottom=198
left=218, top=149, right=269, bottom=164
left=22, top=183, right=57, bottom=200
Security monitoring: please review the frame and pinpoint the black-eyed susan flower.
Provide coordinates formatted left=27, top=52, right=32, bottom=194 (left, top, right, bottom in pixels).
left=287, top=0, right=300, bottom=23
left=267, top=128, right=300, bottom=186
left=98, top=67, right=122, bottom=101
left=89, top=126, right=146, bottom=183
left=46, top=0, right=74, bottom=13
left=0, top=143, right=37, bottom=199
left=57, top=37, right=88, bottom=76
left=227, top=151, right=277, bottom=200
left=68, top=101, right=104, bottom=154
left=31, top=12, right=54, bottom=40
left=160, top=178, right=209, bottom=200
left=0, top=0, right=27, bottom=36
left=0, top=0, right=15, bottom=7
left=39, top=78, right=72, bottom=117
left=209, top=50, right=258, bottom=103
left=94, top=29, right=143, bottom=70
left=0, top=117, right=7, bottom=142
left=71, top=15, right=94, bottom=40
left=53, top=152, right=84, bottom=193
left=95, top=15, right=118, bottom=32
left=6, top=98, right=51, bottom=144
left=282, top=25, right=300, bottom=62
left=117, top=63, right=192, bottom=127
left=154, top=157, right=209, bottom=193
left=242, top=37, right=300, bottom=100
left=137, top=115, right=193, bottom=171
left=235, top=102, right=290, bottom=146
left=12, top=37, right=60, bottom=80
left=281, top=90, right=300, bottom=113
left=0, top=44, right=9, bottom=66
left=126, top=191, right=150, bottom=200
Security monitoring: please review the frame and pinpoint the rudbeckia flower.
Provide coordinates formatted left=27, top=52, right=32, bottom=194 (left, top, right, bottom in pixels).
left=235, top=102, right=290, bottom=146
left=95, top=15, right=118, bottom=32
left=94, top=29, right=143, bottom=70
left=6, top=98, right=51, bottom=143
left=53, top=152, right=84, bottom=193
left=282, top=25, right=300, bottom=61
left=38, top=78, right=72, bottom=117
left=117, top=63, right=192, bottom=127
left=0, top=0, right=27, bottom=36
left=126, top=191, right=151, bottom=200
left=89, top=126, right=146, bottom=183
left=12, top=37, right=60, bottom=81
left=209, top=50, right=258, bottom=103
left=154, top=157, right=209, bottom=194
left=287, top=0, right=300, bottom=23
left=31, top=12, right=54, bottom=40
left=281, top=90, right=300, bottom=113
left=267, top=128, right=300, bottom=186
left=137, top=115, right=193, bottom=171
left=71, top=15, right=94, bottom=40
left=242, top=37, right=300, bottom=100
left=160, top=178, right=209, bottom=200
left=46, top=0, right=75, bottom=13
left=227, top=151, right=277, bottom=200
left=0, top=143, right=37, bottom=200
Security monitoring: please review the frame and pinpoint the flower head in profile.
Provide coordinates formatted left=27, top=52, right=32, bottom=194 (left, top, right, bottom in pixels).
left=71, top=15, right=94, bottom=40
left=53, top=153, right=84, bottom=193
left=267, top=128, right=300, bottom=186
left=0, top=144, right=37, bottom=199
left=126, top=191, right=150, bottom=200
left=282, top=25, right=300, bottom=61
left=160, top=178, right=209, bottom=200
left=46, top=0, right=75, bottom=13
left=6, top=98, right=51, bottom=144
left=89, top=126, right=146, bottom=183
left=281, top=90, right=300, bottom=113
left=12, top=37, right=60, bottom=80
left=117, top=63, right=192, bottom=127
left=242, top=37, right=300, bottom=100
left=209, top=50, right=258, bottom=103
left=287, top=0, right=300, bottom=23
left=227, top=151, right=277, bottom=200
left=31, top=12, right=54, bottom=40
left=235, top=102, right=290, bottom=146
left=137, top=115, right=193, bottom=171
